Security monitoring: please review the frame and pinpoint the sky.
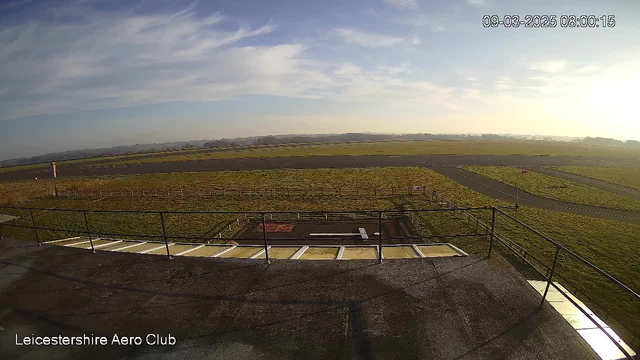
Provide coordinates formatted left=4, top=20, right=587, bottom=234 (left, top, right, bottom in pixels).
left=1, top=0, right=639, bottom=160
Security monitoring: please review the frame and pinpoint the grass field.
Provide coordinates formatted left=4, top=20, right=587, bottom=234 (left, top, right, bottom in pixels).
left=0, top=166, right=639, bottom=346
left=465, top=165, right=640, bottom=212
left=555, top=166, right=640, bottom=191
left=4, top=139, right=640, bottom=175
left=87, top=140, right=640, bottom=168
left=0, top=167, right=469, bottom=206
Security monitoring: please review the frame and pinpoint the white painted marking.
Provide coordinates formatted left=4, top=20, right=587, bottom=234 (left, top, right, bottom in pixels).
left=337, top=246, right=345, bottom=260
left=447, top=243, right=469, bottom=256
left=412, top=244, right=426, bottom=258
left=529, top=280, right=636, bottom=360
left=91, top=240, right=121, bottom=249
left=175, top=244, right=205, bottom=256
left=45, top=236, right=81, bottom=244
left=139, top=243, right=173, bottom=254
left=211, top=245, right=237, bottom=257
left=112, top=242, right=147, bottom=251
left=250, top=247, right=269, bottom=259
left=291, top=246, right=309, bottom=259
left=65, top=240, right=90, bottom=247
left=358, top=228, right=369, bottom=240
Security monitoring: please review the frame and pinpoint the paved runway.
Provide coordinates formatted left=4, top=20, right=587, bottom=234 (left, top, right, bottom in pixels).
left=433, top=167, right=640, bottom=225
left=2, top=154, right=640, bottom=181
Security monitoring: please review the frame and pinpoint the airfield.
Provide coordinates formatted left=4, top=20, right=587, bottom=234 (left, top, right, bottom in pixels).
left=1, top=139, right=639, bottom=359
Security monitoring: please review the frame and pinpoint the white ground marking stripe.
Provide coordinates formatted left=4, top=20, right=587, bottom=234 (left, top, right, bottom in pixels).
left=211, top=245, right=237, bottom=257
left=412, top=245, right=426, bottom=258
left=250, top=247, right=269, bottom=259
left=175, top=244, right=205, bottom=256
left=291, top=246, right=309, bottom=260
left=45, top=236, right=81, bottom=244
left=447, top=243, right=469, bottom=256
left=90, top=240, right=121, bottom=249
left=337, top=246, right=345, bottom=260
left=66, top=240, right=91, bottom=247
left=139, top=243, right=173, bottom=254
left=113, top=242, right=147, bottom=251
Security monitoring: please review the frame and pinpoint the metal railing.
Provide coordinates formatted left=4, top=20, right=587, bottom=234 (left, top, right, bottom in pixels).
left=492, top=208, right=638, bottom=359
left=0, top=203, right=638, bottom=358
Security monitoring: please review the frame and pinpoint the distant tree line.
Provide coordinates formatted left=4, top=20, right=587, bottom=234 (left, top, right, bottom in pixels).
left=3, top=133, right=638, bottom=168
left=581, top=137, right=640, bottom=148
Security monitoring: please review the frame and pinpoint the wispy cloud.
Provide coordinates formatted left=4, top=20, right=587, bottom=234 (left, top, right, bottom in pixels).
left=576, top=65, right=598, bottom=74
left=466, top=0, right=487, bottom=7
left=528, top=61, right=567, bottom=74
left=494, top=77, right=512, bottom=90
left=0, top=4, right=452, bottom=121
left=384, top=0, right=419, bottom=10
left=0, top=5, right=338, bottom=120
left=330, top=28, right=420, bottom=47
left=397, top=13, right=447, bottom=32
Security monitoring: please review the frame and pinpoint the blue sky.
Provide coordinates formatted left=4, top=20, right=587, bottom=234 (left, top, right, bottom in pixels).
left=1, top=0, right=639, bottom=159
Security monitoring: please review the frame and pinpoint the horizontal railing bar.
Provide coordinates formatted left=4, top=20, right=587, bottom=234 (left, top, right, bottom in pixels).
left=495, top=208, right=640, bottom=301
left=494, top=236, right=547, bottom=279
left=0, top=205, right=495, bottom=215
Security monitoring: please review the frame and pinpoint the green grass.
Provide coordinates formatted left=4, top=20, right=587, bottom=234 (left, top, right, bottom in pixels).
left=555, top=166, right=640, bottom=191
left=90, top=140, right=640, bottom=168
left=465, top=165, right=640, bottom=212
left=4, top=139, right=638, bottom=175
left=1, top=167, right=639, bottom=347
left=4, top=139, right=640, bottom=175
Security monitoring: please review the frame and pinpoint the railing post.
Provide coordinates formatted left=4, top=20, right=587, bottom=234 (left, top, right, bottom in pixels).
left=159, top=212, right=172, bottom=259
left=29, top=209, right=40, bottom=246
left=540, top=246, right=561, bottom=308
left=83, top=210, right=95, bottom=253
left=488, top=207, right=496, bottom=256
left=378, top=211, right=383, bottom=264
left=261, top=213, right=269, bottom=263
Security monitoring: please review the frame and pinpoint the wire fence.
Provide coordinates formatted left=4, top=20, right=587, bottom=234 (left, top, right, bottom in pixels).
left=53, top=185, right=435, bottom=199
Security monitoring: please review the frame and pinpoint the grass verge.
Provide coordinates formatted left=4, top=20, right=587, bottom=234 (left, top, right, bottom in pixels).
left=465, top=165, right=640, bottom=212
left=555, top=166, right=640, bottom=191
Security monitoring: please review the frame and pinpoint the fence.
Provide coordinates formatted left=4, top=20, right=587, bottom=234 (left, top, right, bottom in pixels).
left=0, top=203, right=638, bottom=358
left=54, top=185, right=433, bottom=199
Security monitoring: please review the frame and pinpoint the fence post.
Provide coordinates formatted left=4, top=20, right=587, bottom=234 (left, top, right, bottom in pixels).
left=159, top=212, right=171, bottom=259
left=488, top=207, right=496, bottom=256
left=378, top=211, right=383, bottom=264
left=83, top=210, right=95, bottom=253
left=261, top=213, right=269, bottom=263
left=29, top=209, right=40, bottom=246
left=540, top=246, right=561, bottom=308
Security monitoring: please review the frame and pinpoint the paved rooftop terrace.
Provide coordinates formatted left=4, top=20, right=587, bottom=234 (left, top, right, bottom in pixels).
left=0, top=238, right=598, bottom=360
